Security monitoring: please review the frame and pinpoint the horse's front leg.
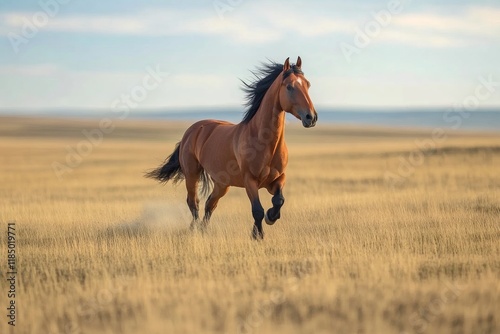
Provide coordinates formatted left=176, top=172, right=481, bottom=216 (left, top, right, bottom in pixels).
left=244, top=178, right=265, bottom=240
left=265, top=174, right=285, bottom=225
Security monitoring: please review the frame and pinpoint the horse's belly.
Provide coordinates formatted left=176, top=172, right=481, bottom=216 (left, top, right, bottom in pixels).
left=206, top=163, right=245, bottom=187
left=209, top=167, right=281, bottom=188
left=201, top=149, right=245, bottom=187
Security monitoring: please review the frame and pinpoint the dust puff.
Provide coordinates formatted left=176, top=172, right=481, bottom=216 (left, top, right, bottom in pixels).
left=103, top=202, right=191, bottom=238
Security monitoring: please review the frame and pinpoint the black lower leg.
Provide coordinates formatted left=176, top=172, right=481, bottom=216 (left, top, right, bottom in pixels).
left=267, top=189, right=284, bottom=222
left=203, top=194, right=212, bottom=222
left=187, top=197, right=199, bottom=229
left=191, top=207, right=199, bottom=220
left=251, top=200, right=265, bottom=240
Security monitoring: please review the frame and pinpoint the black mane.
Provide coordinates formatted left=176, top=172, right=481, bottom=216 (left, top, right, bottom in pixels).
left=241, top=61, right=303, bottom=123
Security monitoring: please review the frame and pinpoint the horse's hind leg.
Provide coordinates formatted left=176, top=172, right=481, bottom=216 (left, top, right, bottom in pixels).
left=203, top=183, right=229, bottom=227
left=182, top=154, right=202, bottom=230
left=265, top=174, right=285, bottom=225
left=185, top=175, right=200, bottom=230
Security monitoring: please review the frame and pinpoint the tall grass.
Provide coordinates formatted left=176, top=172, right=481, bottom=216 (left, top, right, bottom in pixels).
left=0, top=117, right=499, bottom=334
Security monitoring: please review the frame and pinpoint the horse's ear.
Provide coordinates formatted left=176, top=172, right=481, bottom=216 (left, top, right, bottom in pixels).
left=296, top=56, right=302, bottom=69
left=283, top=57, right=290, bottom=72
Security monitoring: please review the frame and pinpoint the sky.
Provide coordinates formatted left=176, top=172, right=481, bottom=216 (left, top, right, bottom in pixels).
left=0, top=0, right=499, bottom=111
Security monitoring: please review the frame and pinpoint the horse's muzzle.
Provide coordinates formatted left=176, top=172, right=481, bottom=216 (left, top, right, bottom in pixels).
left=300, top=112, right=317, bottom=128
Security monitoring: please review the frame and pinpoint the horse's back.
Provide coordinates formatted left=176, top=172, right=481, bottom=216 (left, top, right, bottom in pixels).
left=191, top=119, right=234, bottom=127
left=181, top=119, right=235, bottom=144
left=183, top=119, right=233, bottom=137
left=181, top=119, right=236, bottom=158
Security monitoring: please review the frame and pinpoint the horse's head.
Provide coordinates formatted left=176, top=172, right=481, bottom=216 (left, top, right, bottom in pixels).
left=279, top=57, right=317, bottom=128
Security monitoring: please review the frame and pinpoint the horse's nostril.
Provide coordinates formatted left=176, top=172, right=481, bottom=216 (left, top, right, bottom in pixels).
left=305, top=114, right=312, bottom=120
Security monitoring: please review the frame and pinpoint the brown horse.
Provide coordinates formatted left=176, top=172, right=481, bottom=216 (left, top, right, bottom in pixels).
left=146, top=57, right=317, bottom=239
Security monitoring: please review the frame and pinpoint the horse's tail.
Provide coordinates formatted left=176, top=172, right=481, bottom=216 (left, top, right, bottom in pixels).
left=145, top=143, right=184, bottom=184
left=144, top=142, right=213, bottom=197
left=199, top=169, right=213, bottom=198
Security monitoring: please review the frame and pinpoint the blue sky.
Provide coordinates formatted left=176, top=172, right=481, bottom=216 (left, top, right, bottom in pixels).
left=0, top=0, right=499, bottom=111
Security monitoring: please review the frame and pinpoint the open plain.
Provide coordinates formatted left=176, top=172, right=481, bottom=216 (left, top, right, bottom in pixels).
left=0, top=116, right=499, bottom=334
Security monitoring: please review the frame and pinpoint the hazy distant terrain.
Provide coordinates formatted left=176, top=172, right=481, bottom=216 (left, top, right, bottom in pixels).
left=2, top=109, right=500, bottom=131
left=0, top=117, right=499, bottom=334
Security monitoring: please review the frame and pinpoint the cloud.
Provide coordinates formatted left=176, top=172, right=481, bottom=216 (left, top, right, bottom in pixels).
left=1, top=5, right=499, bottom=47
left=400, top=6, right=500, bottom=34
left=275, top=5, right=500, bottom=47
left=0, top=63, right=61, bottom=76
left=182, top=17, right=281, bottom=43
left=377, top=5, right=500, bottom=47
left=0, top=9, right=281, bottom=44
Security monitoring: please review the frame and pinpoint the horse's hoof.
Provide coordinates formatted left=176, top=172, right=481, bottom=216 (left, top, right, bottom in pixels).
left=264, top=211, right=276, bottom=225
left=251, top=228, right=264, bottom=240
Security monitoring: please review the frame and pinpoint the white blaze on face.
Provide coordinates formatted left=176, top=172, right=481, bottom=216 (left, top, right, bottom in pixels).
left=296, top=78, right=303, bottom=86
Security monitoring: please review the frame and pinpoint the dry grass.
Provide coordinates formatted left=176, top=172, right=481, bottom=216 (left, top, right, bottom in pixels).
left=0, top=116, right=499, bottom=334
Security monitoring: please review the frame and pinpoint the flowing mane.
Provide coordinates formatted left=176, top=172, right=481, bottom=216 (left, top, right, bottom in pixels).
left=240, top=61, right=303, bottom=123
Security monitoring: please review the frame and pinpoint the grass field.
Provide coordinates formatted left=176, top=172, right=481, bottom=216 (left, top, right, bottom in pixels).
left=0, top=116, right=499, bottom=334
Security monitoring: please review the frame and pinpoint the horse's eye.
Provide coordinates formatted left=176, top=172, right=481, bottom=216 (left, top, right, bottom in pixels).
left=286, top=84, right=293, bottom=91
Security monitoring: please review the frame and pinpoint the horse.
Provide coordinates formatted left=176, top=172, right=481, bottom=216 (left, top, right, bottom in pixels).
left=146, top=56, right=317, bottom=239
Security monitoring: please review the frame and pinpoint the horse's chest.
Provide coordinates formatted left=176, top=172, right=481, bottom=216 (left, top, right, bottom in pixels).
left=258, top=166, right=281, bottom=183
left=253, top=151, right=286, bottom=182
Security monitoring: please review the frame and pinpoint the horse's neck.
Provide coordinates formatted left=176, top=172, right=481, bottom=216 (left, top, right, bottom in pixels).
left=247, top=79, right=285, bottom=148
